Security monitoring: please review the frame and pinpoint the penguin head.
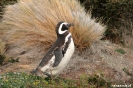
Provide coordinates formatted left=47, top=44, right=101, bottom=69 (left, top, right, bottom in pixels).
left=56, top=22, right=73, bottom=37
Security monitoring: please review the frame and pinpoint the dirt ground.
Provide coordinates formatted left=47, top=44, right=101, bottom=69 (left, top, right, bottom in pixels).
left=0, top=41, right=133, bottom=84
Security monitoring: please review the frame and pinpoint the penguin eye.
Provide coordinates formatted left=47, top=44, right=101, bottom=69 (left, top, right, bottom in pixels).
left=61, top=24, right=68, bottom=31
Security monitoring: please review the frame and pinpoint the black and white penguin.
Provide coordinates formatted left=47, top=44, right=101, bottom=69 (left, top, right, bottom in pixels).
left=31, top=22, right=75, bottom=78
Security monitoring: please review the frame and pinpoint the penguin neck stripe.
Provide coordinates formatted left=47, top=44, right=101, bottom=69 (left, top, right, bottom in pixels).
left=65, top=33, right=71, bottom=43
left=62, top=33, right=72, bottom=56
left=58, top=22, right=68, bottom=34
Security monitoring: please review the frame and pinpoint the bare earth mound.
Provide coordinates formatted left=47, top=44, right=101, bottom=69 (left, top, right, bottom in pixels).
left=0, top=41, right=133, bottom=84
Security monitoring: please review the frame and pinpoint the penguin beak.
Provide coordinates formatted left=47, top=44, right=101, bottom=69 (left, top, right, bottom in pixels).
left=67, top=23, right=74, bottom=28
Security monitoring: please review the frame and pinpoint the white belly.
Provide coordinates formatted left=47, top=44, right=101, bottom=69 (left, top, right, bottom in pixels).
left=50, top=38, right=75, bottom=76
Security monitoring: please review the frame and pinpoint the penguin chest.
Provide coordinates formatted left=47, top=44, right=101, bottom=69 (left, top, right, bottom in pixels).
left=51, top=38, right=75, bottom=75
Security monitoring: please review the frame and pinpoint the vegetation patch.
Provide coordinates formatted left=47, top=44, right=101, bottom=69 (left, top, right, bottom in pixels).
left=8, top=58, right=19, bottom=63
left=122, top=68, right=133, bottom=77
left=81, top=0, right=133, bottom=46
left=0, top=0, right=17, bottom=19
left=115, top=48, right=126, bottom=54
left=88, top=74, right=112, bottom=88
left=0, top=72, right=112, bottom=88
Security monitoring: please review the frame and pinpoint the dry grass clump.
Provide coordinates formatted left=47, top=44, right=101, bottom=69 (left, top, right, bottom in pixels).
left=0, top=38, right=7, bottom=56
left=0, top=0, right=106, bottom=59
left=0, top=39, right=7, bottom=64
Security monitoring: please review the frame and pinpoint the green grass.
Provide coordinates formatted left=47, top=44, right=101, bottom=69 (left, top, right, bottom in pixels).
left=115, top=48, right=126, bottom=54
left=0, top=72, right=112, bottom=88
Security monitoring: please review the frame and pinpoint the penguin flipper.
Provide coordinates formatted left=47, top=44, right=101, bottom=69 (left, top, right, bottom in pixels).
left=53, top=47, right=63, bottom=67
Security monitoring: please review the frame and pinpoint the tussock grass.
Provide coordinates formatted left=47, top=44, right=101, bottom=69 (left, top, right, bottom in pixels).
left=0, top=39, right=6, bottom=64
left=0, top=0, right=106, bottom=59
left=0, top=39, right=11, bottom=64
left=0, top=40, right=5, bottom=54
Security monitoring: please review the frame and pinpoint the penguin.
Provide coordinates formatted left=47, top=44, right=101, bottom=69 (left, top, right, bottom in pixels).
left=31, top=22, right=75, bottom=78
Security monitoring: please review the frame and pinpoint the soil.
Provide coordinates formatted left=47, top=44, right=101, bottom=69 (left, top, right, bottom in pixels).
left=0, top=41, right=133, bottom=84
